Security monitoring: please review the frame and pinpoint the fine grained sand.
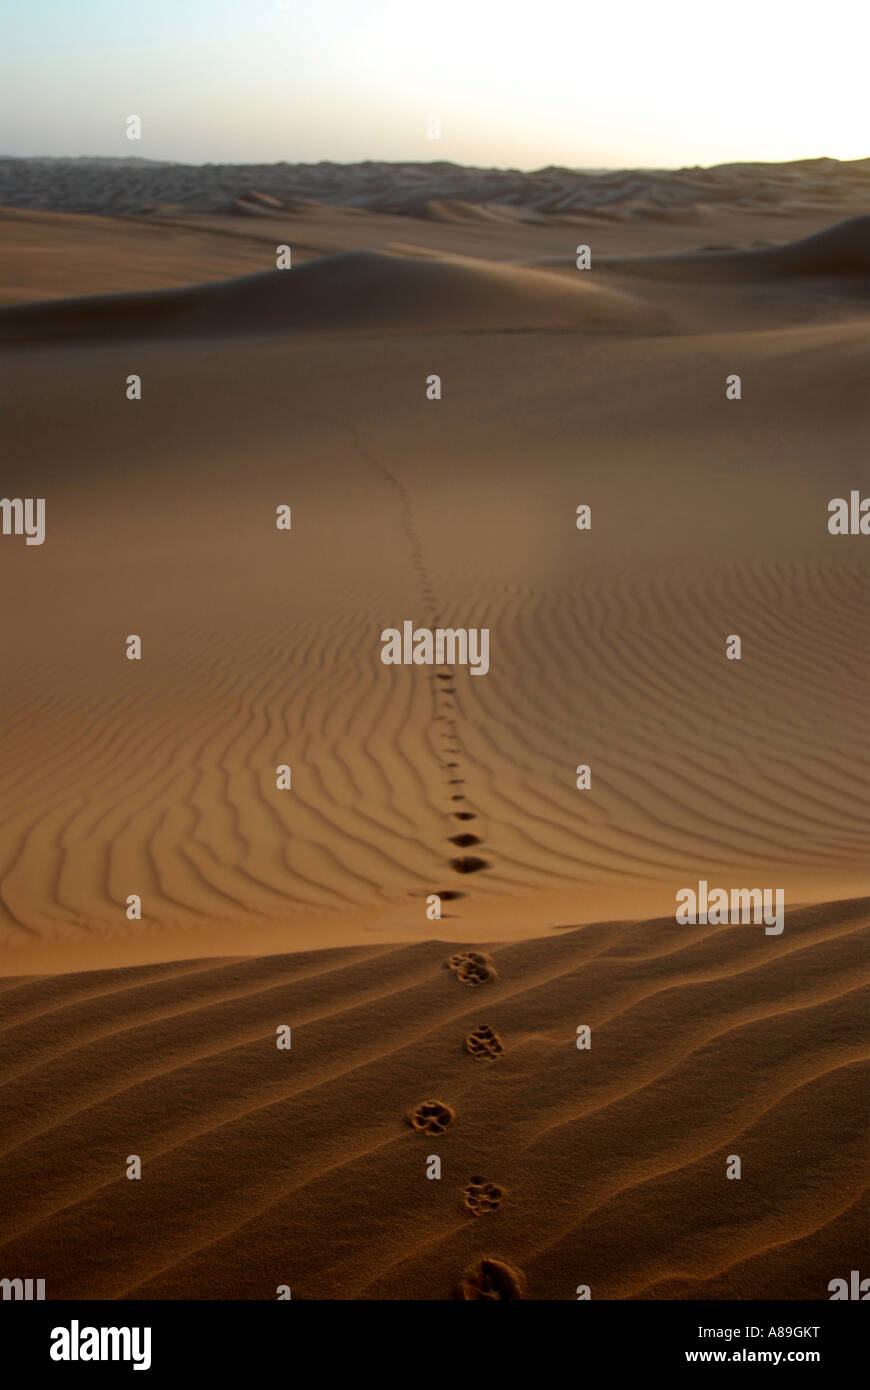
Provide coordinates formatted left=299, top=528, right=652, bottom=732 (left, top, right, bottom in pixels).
left=0, top=158, right=867, bottom=1299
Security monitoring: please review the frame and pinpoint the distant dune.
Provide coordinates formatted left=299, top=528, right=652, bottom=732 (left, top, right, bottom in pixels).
left=2, top=153, right=869, bottom=219
left=595, top=214, right=870, bottom=281
left=0, top=248, right=663, bottom=342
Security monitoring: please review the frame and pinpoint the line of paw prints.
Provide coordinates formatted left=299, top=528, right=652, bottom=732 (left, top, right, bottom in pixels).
left=405, top=952, right=526, bottom=1296
left=432, top=671, right=493, bottom=890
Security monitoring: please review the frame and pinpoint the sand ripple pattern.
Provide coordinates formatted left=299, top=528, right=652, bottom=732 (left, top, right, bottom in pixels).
left=0, top=898, right=865, bottom=1298
left=0, top=554, right=866, bottom=944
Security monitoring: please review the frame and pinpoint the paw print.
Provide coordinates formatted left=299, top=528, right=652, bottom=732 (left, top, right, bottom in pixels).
left=409, top=1100, right=454, bottom=1135
left=450, top=855, right=490, bottom=874
left=447, top=950, right=496, bottom=987
left=464, top=1176, right=503, bottom=1215
left=465, top=1025, right=505, bottom=1060
left=458, top=1258, right=525, bottom=1300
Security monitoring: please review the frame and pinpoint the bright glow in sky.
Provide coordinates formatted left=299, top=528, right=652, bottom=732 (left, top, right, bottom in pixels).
left=1, top=0, right=867, bottom=168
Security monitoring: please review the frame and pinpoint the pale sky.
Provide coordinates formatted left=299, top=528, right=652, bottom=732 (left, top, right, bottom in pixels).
left=1, top=0, right=867, bottom=169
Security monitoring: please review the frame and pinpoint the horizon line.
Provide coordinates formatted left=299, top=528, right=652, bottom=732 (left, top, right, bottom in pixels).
left=2, top=153, right=869, bottom=176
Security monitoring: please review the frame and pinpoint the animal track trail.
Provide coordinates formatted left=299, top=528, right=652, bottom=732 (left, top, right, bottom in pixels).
left=349, top=428, right=492, bottom=902
left=349, top=427, right=435, bottom=628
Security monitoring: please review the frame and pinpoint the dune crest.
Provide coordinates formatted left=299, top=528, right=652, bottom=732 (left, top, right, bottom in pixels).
left=0, top=247, right=662, bottom=342
left=599, top=213, right=870, bottom=281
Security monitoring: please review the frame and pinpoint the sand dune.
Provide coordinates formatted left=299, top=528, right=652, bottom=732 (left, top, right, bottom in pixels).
left=3, top=155, right=868, bottom=220
left=0, top=247, right=665, bottom=342
left=0, top=162, right=867, bottom=1300
left=5, top=216, right=868, bottom=346
left=421, top=199, right=550, bottom=226
left=1, top=309, right=868, bottom=977
left=5, top=197, right=868, bottom=313
left=596, top=214, right=870, bottom=281
left=0, top=206, right=278, bottom=307
left=0, top=897, right=865, bottom=1298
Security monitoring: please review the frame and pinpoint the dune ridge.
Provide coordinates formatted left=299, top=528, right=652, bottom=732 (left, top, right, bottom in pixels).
left=3, top=216, right=866, bottom=341
left=0, top=248, right=662, bottom=342
left=595, top=214, right=870, bottom=281
left=2, top=155, right=869, bottom=220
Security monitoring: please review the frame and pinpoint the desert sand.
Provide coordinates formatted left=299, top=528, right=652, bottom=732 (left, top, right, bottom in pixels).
left=0, top=157, right=867, bottom=1298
